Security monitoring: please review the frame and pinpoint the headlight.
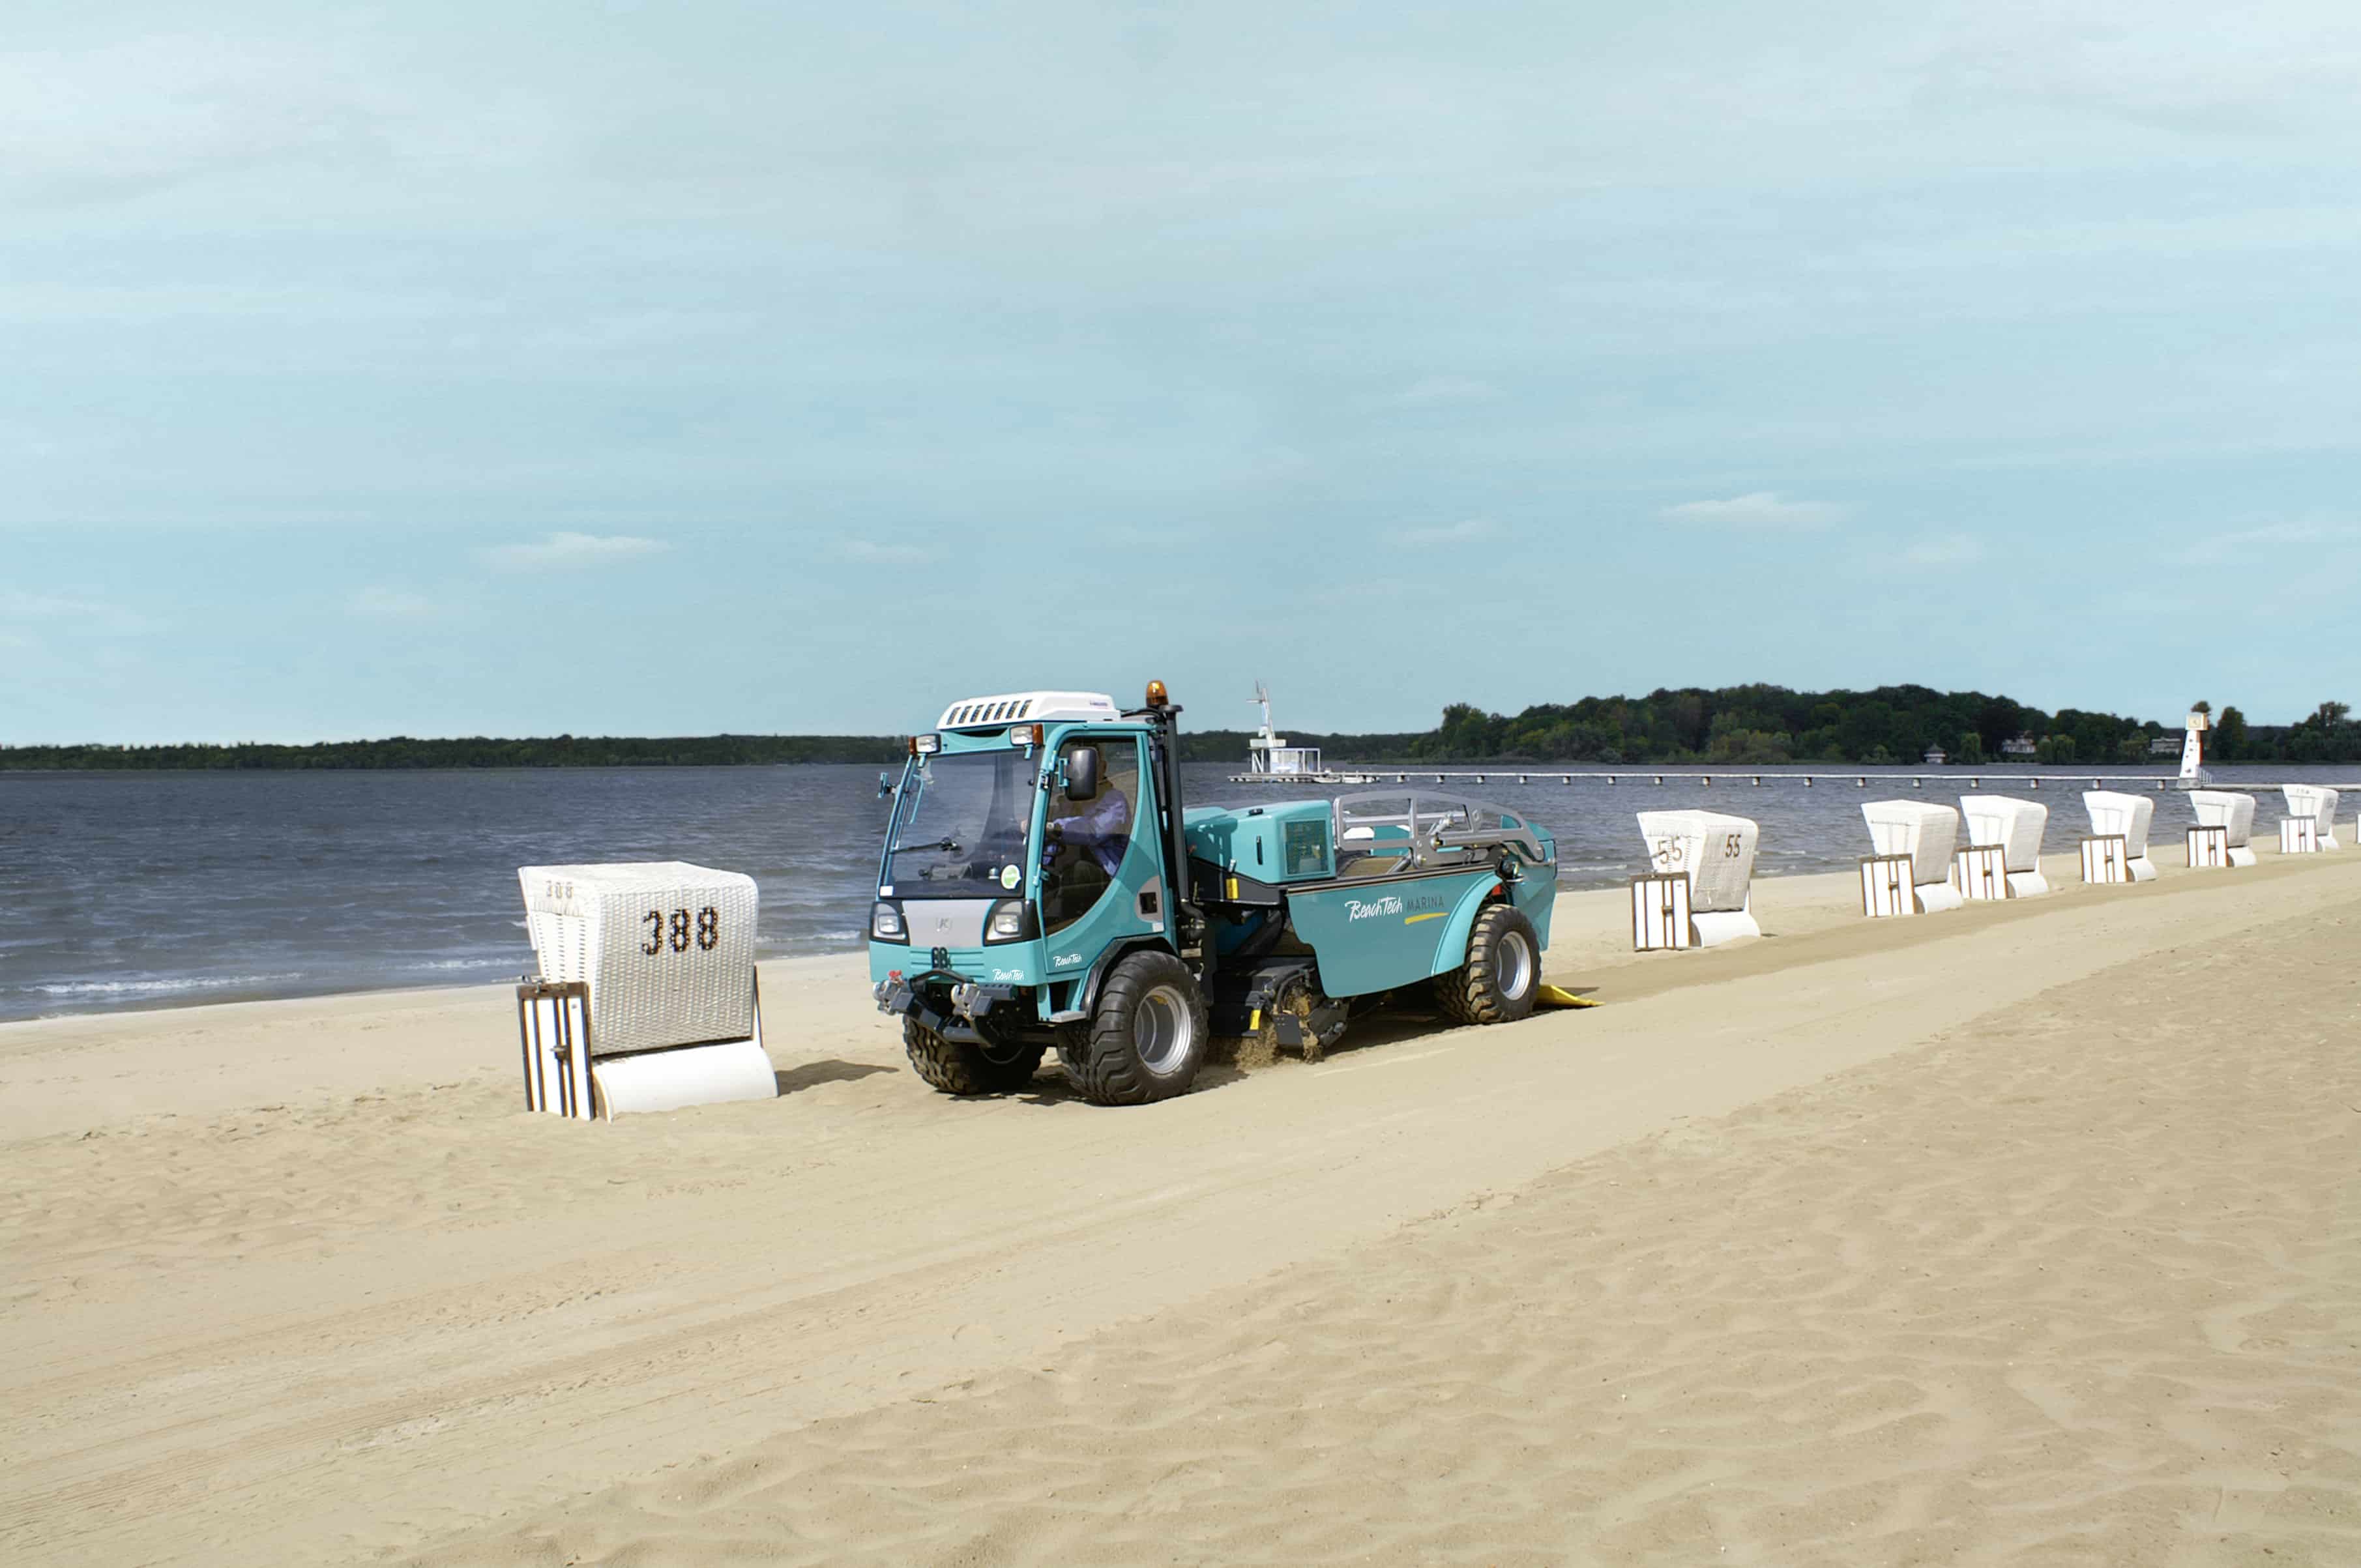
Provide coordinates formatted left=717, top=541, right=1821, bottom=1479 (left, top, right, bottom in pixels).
left=983, top=898, right=1034, bottom=944
left=871, top=901, right=905, bottom=940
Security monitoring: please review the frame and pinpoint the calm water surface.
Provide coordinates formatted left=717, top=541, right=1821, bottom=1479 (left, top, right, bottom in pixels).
left=1, top=761, right=2349, bottom=1021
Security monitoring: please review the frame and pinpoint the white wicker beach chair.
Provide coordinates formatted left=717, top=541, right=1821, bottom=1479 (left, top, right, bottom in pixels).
left=2281, top=785, right=2342, bottom=850
left=1635, top=810, right=1761, bottom=945
left=1860, top=800, right=1963, bottom=914
left=516, top=862, right=772, bottom=1118
left=2081, top=792, right=2159, bottom=883
left=2187, top=790, right=2257, bottom=868
left=1958, top=795, right=2050, bottom=897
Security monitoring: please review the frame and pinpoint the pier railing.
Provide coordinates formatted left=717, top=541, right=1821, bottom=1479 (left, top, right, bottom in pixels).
left=1271, top=770, right=2361, bottom=792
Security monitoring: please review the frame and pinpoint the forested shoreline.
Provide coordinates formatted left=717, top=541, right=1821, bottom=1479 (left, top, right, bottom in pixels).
left=1321, top=687, right=2361, bottom=767
left=7, top=686, right=2358, bottom=770
left=0, top=734, right=908, bottom=771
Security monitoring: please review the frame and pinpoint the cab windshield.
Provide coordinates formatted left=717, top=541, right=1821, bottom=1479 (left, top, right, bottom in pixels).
left=883, top=747, right=1038, bottom=898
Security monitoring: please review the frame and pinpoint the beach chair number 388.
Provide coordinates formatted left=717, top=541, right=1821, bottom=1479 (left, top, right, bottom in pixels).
left=641, top=906, right=722, bottom=956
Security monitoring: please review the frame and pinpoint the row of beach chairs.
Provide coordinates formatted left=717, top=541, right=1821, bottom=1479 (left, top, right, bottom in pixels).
left=1633, top=785, right=2343, bottom=950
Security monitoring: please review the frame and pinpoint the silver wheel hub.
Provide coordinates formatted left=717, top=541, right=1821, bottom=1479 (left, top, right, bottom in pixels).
left=1136, top=983, right=1195, bottom=1075
left=1497, top=930, right=1534, bottom=1001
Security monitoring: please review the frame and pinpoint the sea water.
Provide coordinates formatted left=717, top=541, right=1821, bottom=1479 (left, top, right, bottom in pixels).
left=0, top=761, right=2343, bottom=1021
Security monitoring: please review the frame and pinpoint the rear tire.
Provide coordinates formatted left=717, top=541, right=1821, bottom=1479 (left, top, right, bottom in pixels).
left=903, top=1017, right=1044, bottom=1095
left=1435, top=904, right=1541, bottom=1026
left=1070, top=950, right=1210, bottom=1105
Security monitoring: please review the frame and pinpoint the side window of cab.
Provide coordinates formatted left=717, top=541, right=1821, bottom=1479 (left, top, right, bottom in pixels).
left=1042, top=737, right=1141, bottom=934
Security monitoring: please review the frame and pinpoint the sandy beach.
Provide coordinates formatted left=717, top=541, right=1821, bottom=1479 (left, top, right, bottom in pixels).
left=5, top=842, right=2358, bottom=1565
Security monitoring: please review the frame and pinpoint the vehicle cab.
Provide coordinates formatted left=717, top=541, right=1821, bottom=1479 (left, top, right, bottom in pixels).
left=870, top=690, right=1178, bottom=1038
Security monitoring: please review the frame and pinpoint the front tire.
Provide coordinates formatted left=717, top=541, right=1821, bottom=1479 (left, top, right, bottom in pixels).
left=903, top=1017, right=1044, bottom=1096
left=1435, top=904, right=1540, bottom=1026
left=1070, top=950, right=1210, bottom=1105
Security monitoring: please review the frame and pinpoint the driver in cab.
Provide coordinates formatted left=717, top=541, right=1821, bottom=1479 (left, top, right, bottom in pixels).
left=1044, top=747, right=1131, bottom=880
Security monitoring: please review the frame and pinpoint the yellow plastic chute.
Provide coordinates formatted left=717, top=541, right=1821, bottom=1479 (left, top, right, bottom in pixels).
left=1535, top=983, right=1600, bottom=1009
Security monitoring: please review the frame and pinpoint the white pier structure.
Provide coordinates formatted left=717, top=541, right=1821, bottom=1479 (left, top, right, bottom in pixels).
left=516, top=862, right=774, bottom=1120
left=1859, top=800, right=1965, bottom=916
left=1229, top=681, right=1377, bottom=785
left=1353, top=770, right=2233, bottom=792
left=1245, top=680, right=1321, bottom=777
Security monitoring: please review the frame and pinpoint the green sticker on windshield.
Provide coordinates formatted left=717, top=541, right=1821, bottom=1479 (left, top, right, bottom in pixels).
left=999, top=864, right=1021, bottom=890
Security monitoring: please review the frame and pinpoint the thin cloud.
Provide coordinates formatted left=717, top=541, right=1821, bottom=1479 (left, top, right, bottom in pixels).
left=1390, top=517, right=1499, bottom=546
left=477, top=532, right=669, bottom=570
left=1901, top=534, right=1984, bottom=568
left=836, top=538, right=933, bottom=564
left=347, top=585, right=441, bottom=620
left=1388, top=375, right=1499, bottom=407
left=0, top=37, right=374, bottom=209
left=1660, top=491, right=1845, bottom=529
left=1, top=588, right=152, bottom=635
left=2174, top=519, right=2361, bottom=564
left=1925, top=29, right=2361, bottom=139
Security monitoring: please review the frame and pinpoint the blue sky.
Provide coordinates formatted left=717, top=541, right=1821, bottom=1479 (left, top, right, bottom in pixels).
left=7, top=1, right=2361, bottom=742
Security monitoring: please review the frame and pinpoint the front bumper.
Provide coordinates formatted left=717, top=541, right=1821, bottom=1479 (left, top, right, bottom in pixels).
left=873, top=970, right=1026, bottom=1045
left=868, top=938, right=1038, bottom=989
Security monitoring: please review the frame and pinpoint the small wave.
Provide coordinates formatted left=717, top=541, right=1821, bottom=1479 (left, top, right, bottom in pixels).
left=396, top=957, right=519, bottom=972
left=20, top=972, right=304, bottom=998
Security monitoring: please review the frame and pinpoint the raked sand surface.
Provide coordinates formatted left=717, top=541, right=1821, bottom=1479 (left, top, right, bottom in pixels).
left=3, top=844, right=2358, bottom=1565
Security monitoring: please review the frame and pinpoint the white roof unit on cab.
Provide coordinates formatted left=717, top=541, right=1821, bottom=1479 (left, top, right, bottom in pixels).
left=937, top=690, right=1121, bottom=730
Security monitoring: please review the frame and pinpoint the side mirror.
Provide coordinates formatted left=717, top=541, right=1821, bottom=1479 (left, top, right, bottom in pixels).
left=1064, top=746, right=1102, bottom=802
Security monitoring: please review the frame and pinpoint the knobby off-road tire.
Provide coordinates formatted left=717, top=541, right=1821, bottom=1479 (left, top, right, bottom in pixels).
left=1435, top=903, right=1541, bottom=1026
left=1053, top=1022, right=1091, bottom=1082
left=1069, top=950, right=1210, bottom=1106
left=903, top=1017, right=1044, bottom=1096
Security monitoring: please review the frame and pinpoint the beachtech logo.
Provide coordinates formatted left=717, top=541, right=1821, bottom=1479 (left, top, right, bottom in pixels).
left=1347, top=895, right=1406, bottom=921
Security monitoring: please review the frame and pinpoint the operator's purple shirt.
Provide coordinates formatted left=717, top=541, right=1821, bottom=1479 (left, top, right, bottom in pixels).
left=1050, top=791, right=1132, bottom=878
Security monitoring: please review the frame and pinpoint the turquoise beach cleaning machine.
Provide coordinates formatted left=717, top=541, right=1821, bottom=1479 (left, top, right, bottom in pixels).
left=868, top=682, right=1567, bottom=1105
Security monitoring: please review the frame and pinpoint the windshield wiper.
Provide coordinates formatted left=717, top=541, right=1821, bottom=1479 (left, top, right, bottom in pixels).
left=890, top=838, right=961, bottom=857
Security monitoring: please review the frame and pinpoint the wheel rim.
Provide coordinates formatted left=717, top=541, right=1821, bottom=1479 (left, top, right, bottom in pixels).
left=1136, top=983, right=1195, bottom=1075
left=1497, top=930, right=1534, bottom=1001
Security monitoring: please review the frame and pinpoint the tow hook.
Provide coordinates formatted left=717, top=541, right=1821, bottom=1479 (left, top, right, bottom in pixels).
left=950, top=981, right=983, bottom=1022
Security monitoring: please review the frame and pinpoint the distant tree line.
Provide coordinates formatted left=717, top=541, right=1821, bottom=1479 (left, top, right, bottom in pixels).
left=0, top=734, right=908, bottom=771
left=7, top=691, right=2356, bottom=770
left=2220, top=701, right=2361, bottom=764
left=1190, top=688, right=2361, bottom=768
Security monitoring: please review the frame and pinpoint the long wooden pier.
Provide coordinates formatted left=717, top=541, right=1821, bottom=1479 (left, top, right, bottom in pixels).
left=1231, top=770, right=2359, bottom=792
